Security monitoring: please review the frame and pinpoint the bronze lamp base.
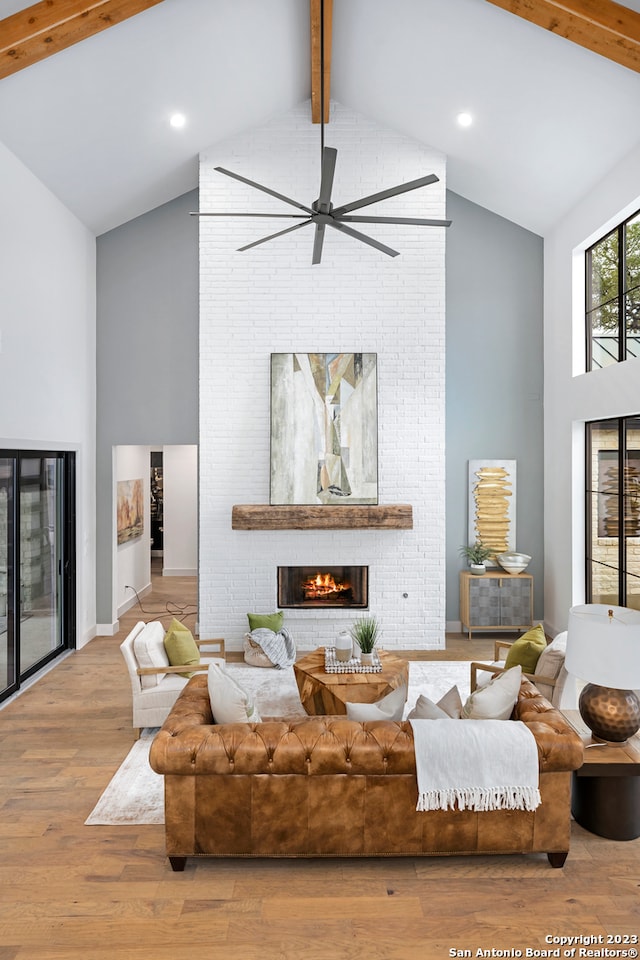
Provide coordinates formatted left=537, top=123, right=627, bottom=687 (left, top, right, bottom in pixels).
left=579, top=683, right=640, bottom=744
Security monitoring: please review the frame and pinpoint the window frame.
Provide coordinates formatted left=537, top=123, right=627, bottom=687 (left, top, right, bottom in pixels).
left=586, top=208, right=640, bottom=371
left=585, top=417, right=640, bottom=608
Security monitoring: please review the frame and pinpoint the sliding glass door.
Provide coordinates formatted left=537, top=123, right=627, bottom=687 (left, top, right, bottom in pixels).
left=0, top=451, right=75, bottom=703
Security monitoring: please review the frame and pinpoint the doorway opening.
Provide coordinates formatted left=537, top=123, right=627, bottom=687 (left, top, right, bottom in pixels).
left=114, top=444, right=197, bottom=622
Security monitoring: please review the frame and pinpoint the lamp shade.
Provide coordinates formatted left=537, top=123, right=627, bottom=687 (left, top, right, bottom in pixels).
left=566, top=604, right=640, bottom=690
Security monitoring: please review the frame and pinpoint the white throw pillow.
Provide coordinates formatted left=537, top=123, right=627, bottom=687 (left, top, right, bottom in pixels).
left=208, top=661, right=261, bottom=723
left=406, top=695, right=448, bottom=720
left=133, top=621, right=169, bottom=689
left=346, top=683, right=407, bottom=722
left=535, top=631, right=567, bottom=705
left=436, top=684, right=463, bottom=719
left=406, top=685, right=463, bottom=720
left=462, top=665, right=522, bottom=720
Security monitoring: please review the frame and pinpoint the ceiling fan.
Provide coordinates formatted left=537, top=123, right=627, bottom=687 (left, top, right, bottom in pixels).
left=192, top=0, right=451, bottom=264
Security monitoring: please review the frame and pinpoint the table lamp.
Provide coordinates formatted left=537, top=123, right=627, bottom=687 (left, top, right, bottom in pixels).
left=566, top=604, right=640, bottom=745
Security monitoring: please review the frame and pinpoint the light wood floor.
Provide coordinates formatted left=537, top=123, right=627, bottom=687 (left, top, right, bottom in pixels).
left=0, top=569, right=638, bottom=960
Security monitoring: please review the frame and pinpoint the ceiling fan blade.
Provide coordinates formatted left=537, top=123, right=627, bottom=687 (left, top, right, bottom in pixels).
left=215, top=166, right=315, bottom=215
left=339, top=214, right=452, bottom=227
left=317, top=147, right=337, bottom=209
left=329, top=220, right=399, bottom=258
left=332, top=173, right=439, bottom=217
left=312, top=223, right=326, bottom=265
left=191, top=212, right=309, bottom=219
left=237, top=219, right=312, bottom=252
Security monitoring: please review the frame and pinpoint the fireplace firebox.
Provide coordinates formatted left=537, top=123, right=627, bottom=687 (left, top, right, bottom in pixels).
left=277, top=566, right=368, bottom=609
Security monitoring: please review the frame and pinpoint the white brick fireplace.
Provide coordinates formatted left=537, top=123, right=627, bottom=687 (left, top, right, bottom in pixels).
left=198, top=101, right=446, bottom=651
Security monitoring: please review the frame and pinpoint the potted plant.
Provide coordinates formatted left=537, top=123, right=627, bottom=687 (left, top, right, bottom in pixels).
left=350, top=616, right=380, bottom=665
left=459, top=542, right=493, bottom=576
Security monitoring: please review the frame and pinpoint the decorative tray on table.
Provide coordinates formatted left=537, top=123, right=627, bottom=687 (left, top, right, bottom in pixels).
left=324, top=647, right=383, bottom=674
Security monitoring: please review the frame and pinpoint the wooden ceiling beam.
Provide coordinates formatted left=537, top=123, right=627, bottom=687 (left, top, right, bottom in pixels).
left=310, top=0, right=332, bottom=123
left=0, top=0, right=166, bottom=81
left=485, top=0, right=640, bottom=73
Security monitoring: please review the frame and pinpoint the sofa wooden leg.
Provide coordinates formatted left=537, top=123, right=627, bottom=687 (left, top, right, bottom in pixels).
left=169, top=856, right=187, bottom=872
left=547, top=851, right=568, bottom=868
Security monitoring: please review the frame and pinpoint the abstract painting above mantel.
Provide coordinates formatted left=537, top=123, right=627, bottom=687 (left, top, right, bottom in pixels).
left=270, top=353, right=378, bottom=505
left=468, top=460, right=516, bottom=560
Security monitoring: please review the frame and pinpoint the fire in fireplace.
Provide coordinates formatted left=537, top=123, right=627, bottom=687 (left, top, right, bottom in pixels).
left=277, top=566, right=368, bottom=609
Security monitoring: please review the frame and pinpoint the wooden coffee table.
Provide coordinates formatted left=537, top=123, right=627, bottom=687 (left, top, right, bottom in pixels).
left=293, top=647, right=409, bottom=716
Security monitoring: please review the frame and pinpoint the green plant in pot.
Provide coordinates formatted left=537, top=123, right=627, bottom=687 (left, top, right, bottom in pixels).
left=350, top=616, right=380, bottom=665
left=459, top=542, right=493, bottom=576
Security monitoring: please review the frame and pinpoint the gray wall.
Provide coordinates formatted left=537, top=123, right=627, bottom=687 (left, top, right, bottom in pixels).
left=95, top=186, right=544, bottom=628
left=96, top=190, right=199, bottom=624
left=445, top=190, right=544, bottom=622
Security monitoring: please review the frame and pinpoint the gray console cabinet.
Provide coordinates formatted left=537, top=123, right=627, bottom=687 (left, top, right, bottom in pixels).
left=460, top=571, right=533, bottom=639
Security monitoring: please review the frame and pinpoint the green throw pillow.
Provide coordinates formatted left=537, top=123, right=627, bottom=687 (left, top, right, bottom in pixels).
left=247, top=611, right=284, bottom=633
left=504, top=623, right=547, bottom=675
left=163, top=618, right=200, bottom=678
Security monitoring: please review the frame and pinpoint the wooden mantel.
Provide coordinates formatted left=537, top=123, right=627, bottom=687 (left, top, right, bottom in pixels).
left=231, top=504, right=413, bottom=531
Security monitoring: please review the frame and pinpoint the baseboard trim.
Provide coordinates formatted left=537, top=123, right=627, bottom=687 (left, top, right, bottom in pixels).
left=77, top=625, right=97, bottom=649
left=446, top=619, right=545, bottom=637
left=118, top=583, right=152, bottom=618
left=162, top=568, right=197, bottom=577
left=96, top=621, right=120, bottom=636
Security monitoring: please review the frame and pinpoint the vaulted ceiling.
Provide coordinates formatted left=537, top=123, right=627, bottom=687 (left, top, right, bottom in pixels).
left=1, top=0, right=639, bottom=236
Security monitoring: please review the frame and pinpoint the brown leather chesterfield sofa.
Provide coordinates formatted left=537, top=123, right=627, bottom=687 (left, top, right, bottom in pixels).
left=149, top=675, right=583, bottom=872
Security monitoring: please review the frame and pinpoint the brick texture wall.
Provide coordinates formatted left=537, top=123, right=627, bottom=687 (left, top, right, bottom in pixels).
left=199, top=102, right=446, bottom=651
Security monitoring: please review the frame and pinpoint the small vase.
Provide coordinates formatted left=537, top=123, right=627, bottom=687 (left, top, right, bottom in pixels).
left=335, top=630, right=352, bottom=662
left=470, top=563, right=486, bottom=576
left=360, top=651, right=374, bottom=666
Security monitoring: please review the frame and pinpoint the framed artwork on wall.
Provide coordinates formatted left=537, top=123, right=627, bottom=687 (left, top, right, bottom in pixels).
left=270, top=352, right=378, bottom=505
left=467, top=460, right=516, bottom=560
left=117, top=478, right=144, bottom=544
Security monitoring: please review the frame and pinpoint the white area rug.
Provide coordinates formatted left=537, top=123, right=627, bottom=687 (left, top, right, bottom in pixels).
left=85, top=660, right=471, bottom=826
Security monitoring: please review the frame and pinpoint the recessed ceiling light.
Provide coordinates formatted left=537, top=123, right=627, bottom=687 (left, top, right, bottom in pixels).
left=456, top=112, right=473, bottom=128
left=169, top=113, right=187, bottom=129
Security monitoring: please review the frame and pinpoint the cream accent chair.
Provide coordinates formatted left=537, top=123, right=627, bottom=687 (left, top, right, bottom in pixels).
left=120, top=620, right=224, bottom=737
left=470, top=631, right=571, bottom=709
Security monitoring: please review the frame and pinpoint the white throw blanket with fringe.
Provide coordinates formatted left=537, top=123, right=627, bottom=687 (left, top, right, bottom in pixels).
left=409, top=718, right=541, bottom=812
left=249, top=627, right=296, bottom=669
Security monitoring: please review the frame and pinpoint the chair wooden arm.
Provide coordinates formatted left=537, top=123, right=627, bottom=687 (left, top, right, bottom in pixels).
left=529, top=671, right=557, bottom=689
left=195, top=638, right=225, bottom=653
left=136, top=663, right=212, bottom=676
left=470, top=660, right=558, bottom=693
left=470, top=661, right=504, bottom=691
left=494, top=639, right=514, bottom=660
left=134, top=637, right=225, bottom=677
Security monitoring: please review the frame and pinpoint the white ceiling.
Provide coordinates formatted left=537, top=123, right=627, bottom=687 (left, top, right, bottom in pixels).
left=1, top=0, right=639, bottom=236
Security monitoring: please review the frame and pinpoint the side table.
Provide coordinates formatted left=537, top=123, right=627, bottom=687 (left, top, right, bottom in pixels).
left=293, top=647, right=409, bottom=716
left=562, top=710, right=640, bottom=840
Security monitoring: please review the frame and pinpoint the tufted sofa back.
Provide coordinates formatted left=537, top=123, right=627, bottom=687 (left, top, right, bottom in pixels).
left=150, top=674, right=584, bottom=779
